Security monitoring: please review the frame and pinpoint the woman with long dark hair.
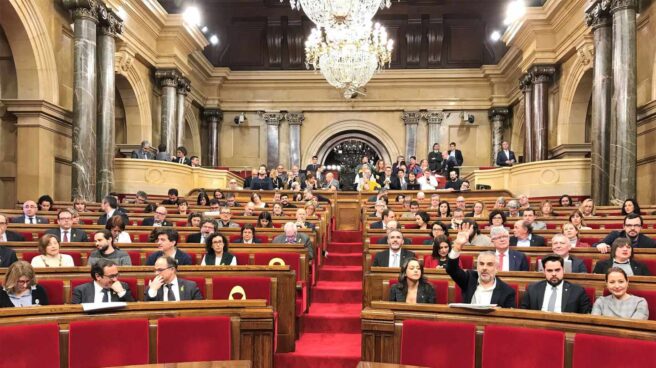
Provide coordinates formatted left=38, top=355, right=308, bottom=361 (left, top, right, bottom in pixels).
left=388, top=258, right=436, bottom=304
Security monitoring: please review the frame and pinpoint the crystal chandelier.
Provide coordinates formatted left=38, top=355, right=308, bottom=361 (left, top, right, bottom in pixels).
left=281, top=0, right=394, bottom=27
left=305, top=21, right=393, bottom=98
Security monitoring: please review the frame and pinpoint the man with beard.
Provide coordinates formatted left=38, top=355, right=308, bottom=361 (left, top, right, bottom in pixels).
left=520, top=254, right=591, bottom=313
left=372, top=229, right=415, bottom=267
left=595, top=214, right=656, bottom=253
left=446, top=223, right=516, bottom=308
left=87, top=230, right=132, bottom=266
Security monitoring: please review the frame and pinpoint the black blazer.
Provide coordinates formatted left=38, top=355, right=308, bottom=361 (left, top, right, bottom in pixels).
left=11, top=215, right=48, bottom=224
left=389, top=282, right=436, bottom=304
left=372, top=249, right=416, bottom=267
left=97, top=211, right=130, bottom=226
left=505, top=249, right=530, bottom=271
left=233, top=237, right=262, bottom=244
left=141, top=218, right=173, bottom=227
left=445, top=256, right=516, bottom=308
left=568, top=255, right=588, bottom=274
left=145, top=250, right=193, bottom=266
left=4, top=231, right=26, bottom=242
left=0, top=285, right=49, bottom=307
left=145, top=278, right=202, bottom=301
left=448, top=149, right=464, bottom=166
left=510, top=234, right=546, bottom=247
left=596, top=231, right=656, bottom=249
left=406, top=182, right=421, bottom=190
left=44, top=228, right=89, bottom=242
left=172, top=157, right=192, bottom=165
left=71, top=281, right=135, bottom=304
left=370, top=221, right=384, bottom=229
left=592, top=259, right=650, bottom=276
left=496, top=150, right=516, bottom=166
left=186, top=233, right=206, bottom=244
left=0, top=246, right=18, bottom=267
left=520, top=280, right=591, bottom=314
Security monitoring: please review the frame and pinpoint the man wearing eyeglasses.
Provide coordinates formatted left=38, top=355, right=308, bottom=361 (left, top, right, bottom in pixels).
left=595, top=214, right=656, bottom=253
left=44, top=209, right=88, bottom=242
left=0, top=214, right=20, bottom=267
left=71, top=259, right=134, bottom=303
left=142, top=206, right=172, bottom=227
left=145, top=256, right=202, bottom=301
left=11, top=200, right=48, bottom=224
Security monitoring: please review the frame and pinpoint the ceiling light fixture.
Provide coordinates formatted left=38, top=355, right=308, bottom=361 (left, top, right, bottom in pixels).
left=182, top=6, right=201, bottom=27
left=281, top=0, right=396, bottom=27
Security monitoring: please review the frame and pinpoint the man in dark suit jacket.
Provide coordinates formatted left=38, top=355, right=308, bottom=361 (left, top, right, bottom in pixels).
left=272, top=223, right=314, bottom=260
left=550, top=234, right=588, bottom=273
left=172, top=146, right=191, bottom=165
left=448, top=142, right=464, bottom=166
left=97, top=196, right=130, bottom=226
left=390, top=169, right=407, bottom=190
left=490, top=226, right=529, bottom=271
left=594, top=214, right=656, bottom=253
left=0, top=214, right=25, bottom=243
left=145, top=228, right=193, bottom=266
left=0, top=246, right=18, bottom=268
left=372, top=230, right=416, bottom=267
left=11, top=200, right=48, bottom=224
left=71, top=259, right=135, bottom=303
left=141, top=206, right=173, bottom=227
left=521, top=254, right=591, bottom=313
left=44, top=209, right=89, bottom=242
left=509, top=220, right=546, bottom=247
left=446, top=227, right=516, bottom=308
left=495, top=141, right=517, bottom=167
left=186, top=218, right=217, bottom=244
left=145, top=256, right=202, bottom=301
left=371, top=209, right=395, bottom=230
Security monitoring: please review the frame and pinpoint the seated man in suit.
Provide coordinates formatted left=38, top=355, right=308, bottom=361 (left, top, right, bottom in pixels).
left=145, top=256, right=203, bottom=301
left=0, top=214, right=25, bottom=242
left=272, top=222, right=314, bottom=260
left=71, top=259, right=135, bottom=303
left=446, top=223, right=516, bottom=307
left=172, top=146, right=191, bottom=165
left=44, top=209, right=88, bottom=243
left=522, top=208, right=546, bottom=230
left=11, top=200, right=48, bottom=224
left=160, top=188, right=179, bottom=205
left=233, top=224, right=261, bottom=244
left=372, top=230, right=416, bottom=267
left=131, top=140, right=155, bottom=160
left=97, top=195, right=129, bottom=226
left=520, top=254, right=591, bottom=313
left=186, top=218, right=216, bottom=244
left=547, top=234, right=587, bottom=273
left=375, top=221, right=411, bottom=245
left=495, top=141, right=516, bottom=167
left=145, top=228, right=192, bottom=266
left=491, top=226, right=529, bottom=271
left=322, top=171, right=340, bottom=190
left=216, top=207, right=241, bottom=228
left=142, top=206, right=173, bottom=227
left=595, top=214, right=656, bottom=253
left=295, top=208, right=316, bottom=231
left=510, top=220, right=546, bottom=247
left=371, top=209, right=396, bottom=230
left=88, top=229, right=132, bottom=266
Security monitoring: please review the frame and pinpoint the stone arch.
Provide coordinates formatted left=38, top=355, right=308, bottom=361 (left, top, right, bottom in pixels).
left=652, top=47, right=656, bottom=101
left=303, top=119, right=399, bottom=166
left=183, top=106, right=202, bottom=156
left=115, top=50, right=153, bottom=142
left=0, top=0, right=58, bottom=103
left=557, top=51, right=593, bottom=145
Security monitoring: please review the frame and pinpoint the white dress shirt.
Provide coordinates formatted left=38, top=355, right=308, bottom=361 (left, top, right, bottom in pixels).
left=24, top=217, right=37, bottom=224
left=540, top=282, right=564, bottom=313
left=516, top=235, right=532, bottom=247
left=93, top=281, right=126, bottom=303
left=60, top=228, right=70, bottom=242
left=417, top=176, right=437, bottom=190
left=495, top=250, right=510, bottom=271
left=0, top=233, right=7, bottom=242
left=504, top=150, right=511, bottom=160
left=148, top=277, right=181, bottom=301
left=388, top=250, right=401, bottom=268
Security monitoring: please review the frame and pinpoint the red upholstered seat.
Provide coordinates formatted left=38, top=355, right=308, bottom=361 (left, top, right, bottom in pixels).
left=157, top=316, right=231, bottom=363
left=69, top=319, right=149, bottom=368
left=404, top=224, right=419, bottom=229
left=255, top=235, right=269, bottom=243
left=507, top=283, right=520, bottom=307
left=370, top=236, right=384, bottom=244
left=603, top=223, right=623, bottom=229
left=400, top=319, right=475, bottom=368
left=63, top=251, right=82, bottom=266
left=39, top=279, right=65, bottom=305
left=228, top=234, right=241, bottom=242
left=411, top=236, right=432, bottom=245
left=21, top=251, right=39, bottom=263
left=584, top=287, right=596, bottom=304
left=389, top=279, right=448, bottom=304
left=0, top=323, right=60, bottom=367
left=175, top=220, right=187, bottom=226
left=78, top=218, right=93, bottom=225
left=182, top=276, right=206, bottom=298
left=137, top=233, right=150, bottom=242
left=573, top=333, right=656, bottom=368
left=233, top=252, right=250, bottom=265
left=483, top=325, right=565, bottom=368
left=212, top=276, right=271, bottom=304
left=127, top=251, right=142, bottom=265
left=18, top=232, right=34, bottom=241
left=629, top=289, right=656, bottom=321
left=254, top=252, right=306, bottom=315
left=639, top=258, right=656, bottom=275
left=460, top=255, right=473, bottom=269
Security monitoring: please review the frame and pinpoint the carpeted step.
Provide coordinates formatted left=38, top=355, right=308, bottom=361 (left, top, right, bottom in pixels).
left=324, top=253, right=362, bottom=267
left=328, top=242, right=362, bottom=254
left=313, top=281, right=362, bottom=303
left=331, top=231, right=362, bottom=243
left=320, top=266, right=363, bottom=282
left=301, top=303, right=362, bottom=334
left=274, top=332, right=361, bottom=368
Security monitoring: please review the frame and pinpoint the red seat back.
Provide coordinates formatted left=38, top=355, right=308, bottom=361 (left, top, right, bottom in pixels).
left=183, top=276, right=206, bottom=298
left=370, top=236, right=384, bottom=244
left=460, top=255, right=473, bottom=269
left=69, top=319, right=149, bottom=368
left=157, top=316, right=231, bottom=363
left=629, top=289, right=656, bottom=321
left=22, top=251, right=39, bottom=263
left=63, top=251, right=82, bottom=266
left=584, top=287, right=596, bottom=305
left=39, top=279, right=65, bottom=305
left=232, top=252, right=250, bottom=265
left=411, top=236, right=432, bottom=245
left=212, top=276, right=271, bottom=304
left=639, top=258, right=656, bottom=275
left=0, top=323, right=60, bottom=367
left=400, top=320, right=475, bottom=368
left=18, top=232, right=34, bottom=241
left=573, top=333, right=656, bottom=368
left=483, top=325, right=564, bottom=368
left=127, top=250, right=141, bottom=265
left=254, top=253, right=302, bottom=282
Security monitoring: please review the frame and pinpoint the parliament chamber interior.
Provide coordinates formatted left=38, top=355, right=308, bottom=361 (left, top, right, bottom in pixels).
left=1, top=0, right=656, bottom=367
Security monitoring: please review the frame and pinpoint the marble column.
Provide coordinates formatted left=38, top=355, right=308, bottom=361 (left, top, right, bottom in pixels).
left=95, top=6, right=123, bottom=201
left=424, top=110, right=444, bottom=153
left=402, top=111, right=421, bottom=157
left=610, top=0, right=638, bottom=201
left=63, top=0, right=98, bottom=202
left=261, top=111, right=284, bottom=169
left=530, top=65, right=556, bottom=162
left=489, top=107, right=510, bottom=166
left=176, top=77, right=191, bottom=148
left=203, top=109, right=223, bottom=167
left=586, top=0, right=613, bottom=205
left=519, top=74, right=534, bottom=163
left=155, top=69, right=180, bottom=157
left=286, top=112, right=305, bottom=168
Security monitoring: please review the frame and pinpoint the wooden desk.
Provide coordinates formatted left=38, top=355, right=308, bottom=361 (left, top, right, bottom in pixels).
left=357, top=362, right=427, bottom=368
left=116, top=360, right=252, bottom=368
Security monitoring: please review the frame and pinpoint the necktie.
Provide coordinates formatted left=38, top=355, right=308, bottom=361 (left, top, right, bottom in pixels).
left=547, top=286, right=558, bottom=312
left=498, top=252, right=505, bottom=271
left=166, top=283, right=176, bottom=301
left=102, top=289, right=110, bottom=303
left=29, top=217, right=34, bottom=224
left=392, top=253, right=399, bottom=267
left=62, top=231, right=69, bottom=243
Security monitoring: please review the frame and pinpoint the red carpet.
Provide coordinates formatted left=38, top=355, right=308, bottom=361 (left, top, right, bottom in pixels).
left=275, top=230, right=363, bottom=368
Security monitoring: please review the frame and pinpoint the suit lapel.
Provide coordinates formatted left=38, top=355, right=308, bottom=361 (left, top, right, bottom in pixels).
left=561, top=282, right=571, bottom=312
left=535, top=281, right=547, bottom=309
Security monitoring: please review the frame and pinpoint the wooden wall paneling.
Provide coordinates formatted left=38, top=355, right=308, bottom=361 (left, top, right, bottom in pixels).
left=286, top=18, right=305, bottom=68
left=266, top=17, right=283, bottom=68
left=405, top=16, right=422, bottom=66
left=228, top=18, right=267, bottom=69
left=427, top=16, right=444, bottom=66
left=444, top=16, right=485, bottom=68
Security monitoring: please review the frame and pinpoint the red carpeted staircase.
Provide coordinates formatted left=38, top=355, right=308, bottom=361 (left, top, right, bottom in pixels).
left=275, top=230, right=363, bottom=368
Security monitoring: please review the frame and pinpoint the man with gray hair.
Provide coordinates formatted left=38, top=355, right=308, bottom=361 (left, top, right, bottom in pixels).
left=272, top=222, right=313, bottom=260
left=369, top=200, right=387, bottom=218
left=490, top=225, right=529, bottom=271
left=446, top=223, right=516, bottom=307
left=547, top=234, right=587, bottom=273
left=131, top=140, right=155, bottom=160
left=506, top=199, right=521, bottom=217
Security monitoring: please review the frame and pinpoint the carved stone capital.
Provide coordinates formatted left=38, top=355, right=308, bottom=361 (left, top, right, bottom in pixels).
left=402, top=111, right=422, bottom=125
left=63, top=0, right=99, bottom=22
left=286, top=112, right=305, bottom=125
left=423, top=110, right=444, bottom=124
left=98, top=6, right=124, bottom=37
left=155, top=69, right=180, bottom=88
left=177, top=77, right=191, bottom=96
left=489, top=107, right=510, bottom=121
left=259, top=111, right=284, bottom=125
left=203, top=108, right=223, bottom=124
left=519, top=73, right=533, bottom=93
left=530, top=65, right=556, bottom=84
left=585, top=0, right=612, bottom=29
left=115, top=49, right=135, bottom=74
left=610, top=0, right=638, bottom=13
